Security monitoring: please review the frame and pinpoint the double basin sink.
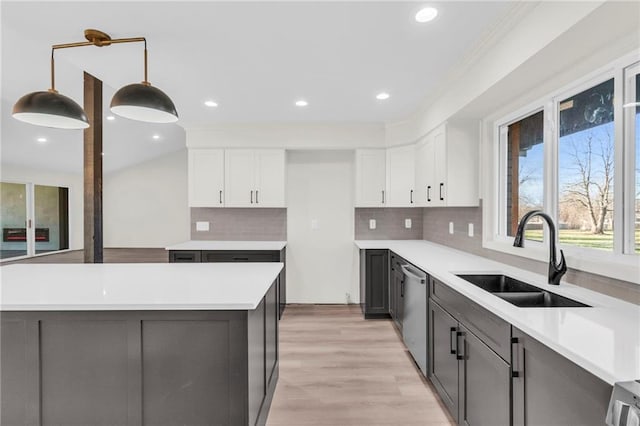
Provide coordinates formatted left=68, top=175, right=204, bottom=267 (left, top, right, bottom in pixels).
left=456, top=274, right=591, bottom=308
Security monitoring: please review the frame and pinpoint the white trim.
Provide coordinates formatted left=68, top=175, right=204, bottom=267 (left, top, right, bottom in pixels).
left=623, top=62, right=640, bottom=254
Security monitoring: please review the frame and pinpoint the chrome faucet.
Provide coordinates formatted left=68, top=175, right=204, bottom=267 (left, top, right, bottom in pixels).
left=513, top=210, right=567, bottom=285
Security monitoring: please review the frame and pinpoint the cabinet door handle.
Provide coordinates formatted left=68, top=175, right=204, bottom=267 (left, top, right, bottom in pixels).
left=439, top=183, right=444, bottom=201
left=456, top=331, right=464, bottom=360
left=410, top=189, right=414, bottom=204
left=511, top=337, right=521, bottom=378
left=381, top=190, right=385, bottom=204
left=250, top=190, right=254, bottom=204
left=219, top=190, right=223, bottom=204
left=427, top=186, right=431, bottom=202
left=256, top=190, right=259, bottom=204
left=232, top=257, right=250, bottom=262
left=400, top=280, right=405, bottom=297
left=450, top=327, right=457, bottom=354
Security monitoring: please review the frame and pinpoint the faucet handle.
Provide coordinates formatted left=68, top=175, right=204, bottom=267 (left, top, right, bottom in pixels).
left=557, top=249, right=567, bottom=273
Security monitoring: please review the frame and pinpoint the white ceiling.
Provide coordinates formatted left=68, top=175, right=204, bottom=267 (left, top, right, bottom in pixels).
left=1, top=1, right=514, bottom=173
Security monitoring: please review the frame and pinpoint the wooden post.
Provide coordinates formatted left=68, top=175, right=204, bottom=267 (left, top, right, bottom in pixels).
left=83, top=72, right=103, bottom=263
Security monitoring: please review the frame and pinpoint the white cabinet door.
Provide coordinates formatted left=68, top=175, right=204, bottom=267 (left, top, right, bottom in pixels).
left=188, top=149, right=225, bottom=207
left=355, top=149, right=387, bottom=207
left=254, top=149, right=286, bottom=207
left=432, top=125, right=447, bottom=207
left=414, top=137, right=429, bottom=207
left=386, top=145, right=415, bottom=207
left=423, top=135, right=437, bottom=207
left=224, top=150, right=255, bottom=207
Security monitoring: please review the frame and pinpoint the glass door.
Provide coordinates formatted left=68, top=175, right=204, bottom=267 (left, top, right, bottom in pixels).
left=34, top=185, right=70, bottom=254
left=0, top=182, right=30, bottom=260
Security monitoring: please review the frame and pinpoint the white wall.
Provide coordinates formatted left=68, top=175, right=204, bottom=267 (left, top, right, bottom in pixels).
left=103, top=149, right=189, bottom=248
left=187, top=123, right=385, bottom=150
left=286, top=150, right=359, bottom=303
left=0, top=163, right=83, bottom=250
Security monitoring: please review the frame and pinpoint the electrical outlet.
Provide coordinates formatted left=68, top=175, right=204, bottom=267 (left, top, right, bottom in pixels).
left=196, top=221, right=210, bottom=232
left=405, top=219, right=412, bottom=229
left=468, top=223, right=474, bottom=237
left=369, top=219, right=376, bottom=230
left=449, top=222, right=454, bottom=234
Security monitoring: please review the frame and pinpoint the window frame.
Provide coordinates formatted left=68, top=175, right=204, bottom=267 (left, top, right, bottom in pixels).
left=484, top=51, right=640, bottom=284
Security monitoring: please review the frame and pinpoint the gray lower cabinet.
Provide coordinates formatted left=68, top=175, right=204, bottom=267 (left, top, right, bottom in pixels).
left=1, top=281, right=279, bottom=426
left=511, top=327, right=612, bottom=426
left=359, top=249, right=389, bottom=319
left=459, top=323, right=510, bottom=426
left=170, top=248, right=287, bottom=318
left=429, top=300, right=461, bottom=423
left=389, top=252, right=404, bottom=331
left=429, top=285, right=511, bottom=426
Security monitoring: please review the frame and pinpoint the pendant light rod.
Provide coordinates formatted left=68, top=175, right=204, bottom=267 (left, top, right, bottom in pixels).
left=47, top=31, right=148, bottom=92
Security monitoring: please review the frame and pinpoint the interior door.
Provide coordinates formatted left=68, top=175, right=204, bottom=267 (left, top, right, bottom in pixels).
left=224, top=150, right=255, bottom=207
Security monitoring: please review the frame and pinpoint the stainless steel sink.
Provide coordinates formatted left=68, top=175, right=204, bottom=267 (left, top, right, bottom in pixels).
left=456, top=274, right=591, bottom=308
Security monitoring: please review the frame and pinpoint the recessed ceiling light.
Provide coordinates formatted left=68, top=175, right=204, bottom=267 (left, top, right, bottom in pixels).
left=376, top=92, right=390, bottom=100
left=152, top=134, right=160, bottom=140
left=204, top=100, right=218, bottom=107
left=37, top=137, right=47, bottom=143
left=295, top=100, right=308, bottom=107
left=106, top=115, right=115, bottom=121
left=415, top=7, right=438, bottom=23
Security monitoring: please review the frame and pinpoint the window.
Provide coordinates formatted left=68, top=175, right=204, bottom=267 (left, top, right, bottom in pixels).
left=0, top=181, right=70, bottom=261
left=505, top=111, right=544, bottom=242
left=558, top=79, right=615, bottom=251
left=493, top=54, right=639, bottom=281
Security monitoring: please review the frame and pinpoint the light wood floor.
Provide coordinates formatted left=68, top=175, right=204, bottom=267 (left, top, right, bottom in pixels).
left=267, top=304, right=455, bottom=426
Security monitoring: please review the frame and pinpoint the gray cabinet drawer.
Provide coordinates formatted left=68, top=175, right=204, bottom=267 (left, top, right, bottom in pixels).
left=168, top=250, right=201, bottom=263
left=201, top=250, right=280, bottom=263
left=430, top=278, right=511, bottom=361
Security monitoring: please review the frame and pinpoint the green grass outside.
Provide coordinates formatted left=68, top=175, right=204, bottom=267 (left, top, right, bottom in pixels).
left=524, top=229, right=640, bottom=252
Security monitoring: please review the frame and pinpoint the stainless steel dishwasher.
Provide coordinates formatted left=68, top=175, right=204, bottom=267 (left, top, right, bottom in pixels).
left=400, top=264, right=428, bottom=377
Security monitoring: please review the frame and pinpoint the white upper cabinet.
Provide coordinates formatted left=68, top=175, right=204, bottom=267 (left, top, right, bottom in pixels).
left=386, top=145, right=415, bottom=207
left=188, top=149, right=225, bottom=207
left=224, top=149, right=286, bottom=208
left=254, top=149, right=286, bottom=207
left=355, top=149, right=387, bottom=207
left=415, top=122, right=479, bottom=208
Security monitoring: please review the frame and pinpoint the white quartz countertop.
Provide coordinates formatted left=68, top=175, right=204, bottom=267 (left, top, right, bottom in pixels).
left=165, top=240, right=287, bottom=251
left=0, top=263, right=283, bottom=311
left=355, top=240, right=640, bottom=385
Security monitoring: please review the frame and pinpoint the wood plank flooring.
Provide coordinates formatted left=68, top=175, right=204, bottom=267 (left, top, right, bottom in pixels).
left=267, top=304, right=455, bottom=426
left=0, top=248, right=168, bottom=266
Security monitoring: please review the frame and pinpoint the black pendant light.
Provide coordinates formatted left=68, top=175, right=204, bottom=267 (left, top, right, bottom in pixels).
left=12, top=29, right=178, bottom=129
left=13, top=90, right=89, bottom=129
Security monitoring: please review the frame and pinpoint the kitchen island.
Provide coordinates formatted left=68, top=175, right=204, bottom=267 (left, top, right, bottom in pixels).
left=0, top=262, right=283, bottom=426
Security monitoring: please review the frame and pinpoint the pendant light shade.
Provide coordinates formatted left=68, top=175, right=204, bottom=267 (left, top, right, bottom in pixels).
left=12, top=90, right=89, bottom=129
left=110, top=83, right=178, bottom=123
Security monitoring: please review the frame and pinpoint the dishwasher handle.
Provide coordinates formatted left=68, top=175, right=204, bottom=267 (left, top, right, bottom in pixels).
left=400, top=264, right=427, bottom=284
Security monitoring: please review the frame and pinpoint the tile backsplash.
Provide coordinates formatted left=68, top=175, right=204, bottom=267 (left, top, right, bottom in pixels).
left=422, top=202, right=640, bottom=305
left=355, top=208, right=423, bottom=240
left=191, top=208, right=286, bottom=241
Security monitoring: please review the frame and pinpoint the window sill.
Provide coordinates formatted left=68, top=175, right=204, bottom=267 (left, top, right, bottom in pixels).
left=483, top=239, right=639, bottom=285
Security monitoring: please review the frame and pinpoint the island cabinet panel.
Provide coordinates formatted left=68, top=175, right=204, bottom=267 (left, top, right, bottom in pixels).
left=0, top=281, right=279, bottom=426
left=512, top=327, right=612, bottom=426
left=141, top=320, right=235, bottom=426
left=359, top=249, right=389, bottom=318
left=40, top=320, right=129, bottom=425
